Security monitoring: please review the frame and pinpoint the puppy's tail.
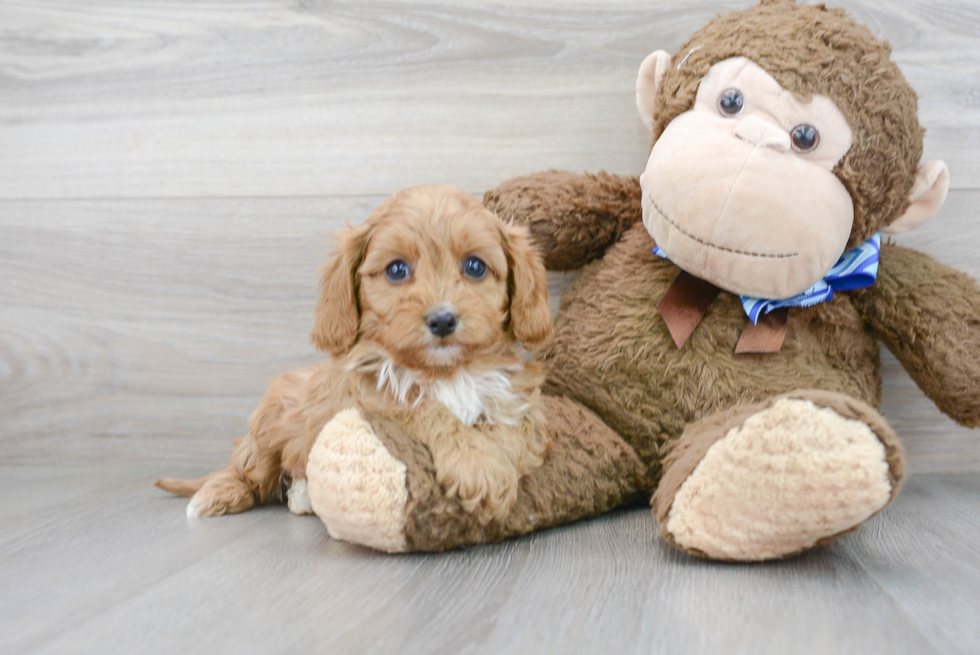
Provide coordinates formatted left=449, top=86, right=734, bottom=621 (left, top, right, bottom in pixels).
left=155, top=475, right=210, bottom=497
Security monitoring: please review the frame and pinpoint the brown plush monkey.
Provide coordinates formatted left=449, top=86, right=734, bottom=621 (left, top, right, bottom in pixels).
left=309, top=0, right=980, bottom=560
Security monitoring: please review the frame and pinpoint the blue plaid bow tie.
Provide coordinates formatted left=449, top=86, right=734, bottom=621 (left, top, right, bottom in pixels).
left=653, top=232, right=881, bottom=324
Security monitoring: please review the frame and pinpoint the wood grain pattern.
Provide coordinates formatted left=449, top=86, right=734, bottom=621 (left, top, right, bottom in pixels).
left=1, top=465, right=977, bottom=655
left=2, top=194, right=977, bottom=472
left=1, top=0, right=978, bottom=199
left=1, top=1, right=979, bottom=653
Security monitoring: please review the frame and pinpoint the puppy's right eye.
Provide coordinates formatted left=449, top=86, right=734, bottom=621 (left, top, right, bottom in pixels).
left=462, top=256, right=487, bottom=280
left=385, top=260, right=410, bottom=282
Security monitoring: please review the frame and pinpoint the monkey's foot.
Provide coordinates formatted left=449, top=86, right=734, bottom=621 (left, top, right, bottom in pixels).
left=306, top=409, right=411, bottom=553
left=652, top=390, right=905, bottom=561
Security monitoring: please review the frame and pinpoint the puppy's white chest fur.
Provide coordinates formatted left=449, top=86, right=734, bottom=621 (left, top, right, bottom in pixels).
left=425, top=370, right=520, bottom=425
left=376, top=359, right=525, bottom=426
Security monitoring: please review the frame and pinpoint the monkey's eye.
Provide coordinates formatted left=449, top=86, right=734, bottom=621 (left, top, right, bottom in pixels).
left=385, top=260, right=410, bottom=282
left=718, top=89, right=744, bottom=116
left=462, top=256, right=487, bottom=280
left=790, top=124, right=820, bottom=152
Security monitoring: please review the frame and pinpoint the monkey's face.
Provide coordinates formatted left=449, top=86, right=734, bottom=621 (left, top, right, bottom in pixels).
left=640, top=57, right=855, bottom=299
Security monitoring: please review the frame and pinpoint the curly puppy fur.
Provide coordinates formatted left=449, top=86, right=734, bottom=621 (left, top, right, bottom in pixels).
left=157, top=185, right=553, bottom=525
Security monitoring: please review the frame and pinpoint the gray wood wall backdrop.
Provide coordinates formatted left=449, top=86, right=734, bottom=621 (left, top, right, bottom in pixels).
left=1, top=0, right=978, bottom=473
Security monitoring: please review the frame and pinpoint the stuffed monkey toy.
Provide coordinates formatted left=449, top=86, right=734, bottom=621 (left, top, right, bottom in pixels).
left=308, top=0, right=980, bottom=560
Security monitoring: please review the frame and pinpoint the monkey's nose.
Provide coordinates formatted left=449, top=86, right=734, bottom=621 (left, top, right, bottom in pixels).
left=734, top=115, right=791, bottom=152
left=425, top=310, right=458, bottom=337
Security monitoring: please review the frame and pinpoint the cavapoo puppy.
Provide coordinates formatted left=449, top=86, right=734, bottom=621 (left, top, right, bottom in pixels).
left=157, top=185, right=553, bottom=524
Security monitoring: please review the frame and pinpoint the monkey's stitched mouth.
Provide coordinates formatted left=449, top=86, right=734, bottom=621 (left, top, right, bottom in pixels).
left=648, top=196, right=799, bottom=260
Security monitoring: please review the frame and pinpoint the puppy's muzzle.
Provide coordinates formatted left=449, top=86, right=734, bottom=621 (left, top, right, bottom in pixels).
left=425, top=307, right=458, bottom=337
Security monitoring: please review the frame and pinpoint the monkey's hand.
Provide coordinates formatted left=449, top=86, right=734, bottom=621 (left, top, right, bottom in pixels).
left=853, top=244, right=980, bottom=427
left=483, top=171, right=642, bottom=271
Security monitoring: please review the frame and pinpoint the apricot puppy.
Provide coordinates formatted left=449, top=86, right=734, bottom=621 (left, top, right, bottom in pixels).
left=157, top=185, right=553, bottom=525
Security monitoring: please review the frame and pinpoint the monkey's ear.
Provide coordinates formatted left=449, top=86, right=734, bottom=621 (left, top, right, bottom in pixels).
left=883, top=161, right=950, bottom=235
left=636, top=50, right=672, bottom=131
left=311, top=225, right=372, bottom=357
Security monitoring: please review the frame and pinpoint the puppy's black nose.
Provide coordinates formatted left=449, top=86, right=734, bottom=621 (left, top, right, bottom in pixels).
left=425, top=311, right=458, bottom=337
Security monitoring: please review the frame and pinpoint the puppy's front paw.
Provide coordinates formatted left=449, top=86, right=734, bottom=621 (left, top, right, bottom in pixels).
left=435, top=446, right=520, bottom=525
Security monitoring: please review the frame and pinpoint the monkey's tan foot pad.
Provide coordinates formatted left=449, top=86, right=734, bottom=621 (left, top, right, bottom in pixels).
left=307, top=408, right=411, bottom=553
left=652, top=390, right=905, bottom=561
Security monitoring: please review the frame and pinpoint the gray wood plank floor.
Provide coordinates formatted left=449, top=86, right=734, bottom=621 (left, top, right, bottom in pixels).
left=1, top=466, right=979, bottom=655
left=2, top=1, right=979, bottom=653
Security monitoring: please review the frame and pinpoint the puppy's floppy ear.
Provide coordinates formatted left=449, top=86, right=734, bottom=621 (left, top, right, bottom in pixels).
left=501, top=223, right=552, bottom=349
left=311, top=223, right=373, bottom=357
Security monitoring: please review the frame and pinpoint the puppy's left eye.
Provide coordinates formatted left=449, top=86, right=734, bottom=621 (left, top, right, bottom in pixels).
left=385, top=260, right=410, bottom=282
left=462, top=256, right=487, bottom=280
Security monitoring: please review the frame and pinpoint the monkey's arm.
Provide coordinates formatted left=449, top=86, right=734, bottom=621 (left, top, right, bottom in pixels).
left=852, top=244, right=980, bottom=427
left=483, top=171, right=642, bottom=271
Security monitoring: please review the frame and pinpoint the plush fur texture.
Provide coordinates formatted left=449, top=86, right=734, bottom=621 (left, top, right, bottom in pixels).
left=652, top=389, right=904, bottom=561
left=483, top=171, right=643, bottom=271
left=537, top=222, right=883, bottom=482
left=307, top=408, right=411, bottom=552
left=852, top=245, right=980, bottom=428
left=353, top=395, right=650, bottom=552
left=650, top=0, right=923, bottom=246
left=639, top=56, right=861, bottom=299
left=312, top=1, right=980, bottom=559
left=663, top=399, right=891, bottom=561
left=157, top=185, right=553, bottom=525
left=160, top=1, right=980, bottom=561
left=488, top=178, right=980, bottom=558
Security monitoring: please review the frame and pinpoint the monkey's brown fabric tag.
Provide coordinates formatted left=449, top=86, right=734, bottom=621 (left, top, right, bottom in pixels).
left=657, top=271, right=789, bottom=352
left=735, top=308, right=789, bottom=354
left=656, top=271, right=722, bottom=349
